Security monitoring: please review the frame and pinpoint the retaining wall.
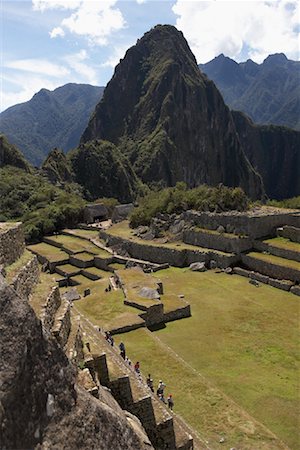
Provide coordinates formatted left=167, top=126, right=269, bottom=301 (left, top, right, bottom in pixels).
left=41, top=286, right=61, bottom=331
left=184, top=210, right=299, bottom=239
left=163, top=304, right=191, bottom=323
left=0, top=222, right=25, bottom=267
left=278, top=226, right=300, bottom=244
left=183, top=228, right=252, bottom=253
left=232, top=267, right=294, bottom=292
left=254, top=240, right=300, bottom=262
left=10, top=255, right=39, bottom=300
left=100, top=232, right=238, bottom=268
left=52, top=299, right=71, bottom=347
left=241, top=254, right=300, bottom=282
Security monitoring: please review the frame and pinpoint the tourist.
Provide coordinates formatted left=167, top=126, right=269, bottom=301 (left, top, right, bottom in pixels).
left=157, top=380, right=166, bottom=394
left=158, top=392, right=166, bottom=404
left=134, top=361, right=140, bottom=374
left=146, top=374, right=154, bottom=392
left=119, top=342, right=126, bottom=359
left=167, top=394, right=174, bottom=411
left=125, top=356, right=132, bottom=367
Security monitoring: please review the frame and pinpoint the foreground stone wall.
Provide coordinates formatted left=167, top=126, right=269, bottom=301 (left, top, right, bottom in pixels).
left=278, top=226, right=300, bottom=244
left=183, top=228, right=252, bottom=253
left=101, top=232, right=238, bottom=268
left=10, top=255, right=39, bottom=300
left=163, top=304, right=191, bottom=323
left=0, top=222, right=25, bottom=267
left=41, top=286, right=62, bottom=331
left=185, top=210, right=299, bottom=239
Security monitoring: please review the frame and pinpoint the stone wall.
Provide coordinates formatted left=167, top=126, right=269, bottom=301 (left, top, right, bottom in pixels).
left=10, top=255, right=39, bottom=300
left=163, top=304, right=191, bottom=323
left=278, top=226, right=300, bottom=243
left=101, top=232, right=238, bottom=268
left=241, top=254, right=300, bottom=282
left=232, top=266, right=295, bottom=292
left=41, top=286, right=61, bottom=332
left=183, top=228, right=252, bottom=253
left=184, top=209, right=299, bottom=239
left=94, top=255, right=114, bottom=270
left=52, top=299, right=71, bottom=347
left=253, top=240, right=300, bottom=262
left=0, top=222, right=25, bottom=267
left=139, top=303, right=164, bottom=327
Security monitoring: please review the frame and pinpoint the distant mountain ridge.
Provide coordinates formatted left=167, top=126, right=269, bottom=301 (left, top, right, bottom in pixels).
left=200, top=53, right=300, bottom=130
left=0, top=83, right=104, bottom=166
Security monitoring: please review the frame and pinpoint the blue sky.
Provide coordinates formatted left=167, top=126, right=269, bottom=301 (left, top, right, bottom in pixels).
left=1, top=0, right=299, bottom=112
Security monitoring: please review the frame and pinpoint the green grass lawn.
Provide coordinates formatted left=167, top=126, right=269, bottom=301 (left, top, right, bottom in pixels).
left=107, top=221, right=231, bottom=255
left=56, top=264, right=80, bottom=275
left=71, top=251, right=95, bottom=262
left=63, top=228, right=100, bottom=239
left=263, top=236, right=300, bottom=253
left=247, top=251, right=300, bottom=270
left=28, top=242, right=69, bottom=262
left=46, top=234, right=111, bottom=257
left=65, top=272, right=143, bottom=331
left=116, top=268, right=299, bottom=449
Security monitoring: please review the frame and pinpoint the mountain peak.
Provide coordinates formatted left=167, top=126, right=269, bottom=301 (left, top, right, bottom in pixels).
left=81, top=25, right=263, bottom=199
left=263, top=53, right=288, bottom=65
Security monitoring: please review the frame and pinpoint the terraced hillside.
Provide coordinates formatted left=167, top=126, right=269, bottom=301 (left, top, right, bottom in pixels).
left=23, top=223, right=300, bottom=449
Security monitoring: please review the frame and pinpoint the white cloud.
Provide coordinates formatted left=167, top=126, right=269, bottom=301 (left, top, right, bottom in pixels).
left=172, top=0, right=300, bottom=63
left=136, top=0, right=147, bottom=4
left=101, top=44, right=131, bottom=68
left=49, top=26, right=65, bottom=38
left=4, top=58, right=70, bottom=77
left=32, top=0, right=81, bottom=12
left=63, top=49, right=98, bottom=84
left=35, top=0, right=126, bottom=45
left=1, top=73, right=62, bottom=112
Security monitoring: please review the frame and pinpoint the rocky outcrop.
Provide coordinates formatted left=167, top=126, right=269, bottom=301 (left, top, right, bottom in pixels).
left=82, top=25, right=264, bottom=200
left=0, top=276, right=153, bottom=450
left=232, top=111, right=300, bottom=199
left=41, top=148, right=73, bottom=184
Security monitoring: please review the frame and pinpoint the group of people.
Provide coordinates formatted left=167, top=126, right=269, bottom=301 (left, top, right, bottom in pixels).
left=147, top=375, right=174, bottom=410
left=104, top=333, right=175, bottom=411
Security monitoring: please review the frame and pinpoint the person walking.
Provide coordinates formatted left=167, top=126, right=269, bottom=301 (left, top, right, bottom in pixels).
left=167, top=394, right=174, bottom=411
left=119, top=342, right=126, bottom=359
left=146, top=374, right=154, bottom=392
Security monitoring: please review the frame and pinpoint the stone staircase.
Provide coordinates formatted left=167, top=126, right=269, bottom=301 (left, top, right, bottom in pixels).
left=73, top=307, right=195, bottom=450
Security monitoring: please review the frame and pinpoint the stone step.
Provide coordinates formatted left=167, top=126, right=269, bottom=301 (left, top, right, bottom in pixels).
left=254, top=236, right=300, bottom=263
left=74, top=308, right=193, bottom=449
left=51, top=298, right=71, bottom=347
left=241, top=252, right=300, bottom=283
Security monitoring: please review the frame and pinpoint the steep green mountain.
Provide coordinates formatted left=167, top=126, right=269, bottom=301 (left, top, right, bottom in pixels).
left=82, top=25, right=264, bottom=200
left=0, top=137, right=84, bottom=242
left=0, top=134, right=31, bottom=172
left=200, top=53, right=300, bottom=130
left=0, top=83, right=104, bottom=166
left=232, top=111, right=300, bottom=200
left=41, top=148, right=73, bottom=184
left=69, top=140, right=141, bottom=202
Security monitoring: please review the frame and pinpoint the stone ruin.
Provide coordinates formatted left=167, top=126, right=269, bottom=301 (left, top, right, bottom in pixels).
left=0, top=222, right=194, bottom=450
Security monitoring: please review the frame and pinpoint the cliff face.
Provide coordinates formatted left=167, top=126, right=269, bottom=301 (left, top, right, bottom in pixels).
left=232, top=111, right=300, bottom=200
left=0, top=276, right=152, bottom=449
left=82, top=25, right=264, bottom=200
left=69, top=140, right=140, bottom=202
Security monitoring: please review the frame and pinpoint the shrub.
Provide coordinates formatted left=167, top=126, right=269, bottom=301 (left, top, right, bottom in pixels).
left=130, top=183, right=249, bottom=227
